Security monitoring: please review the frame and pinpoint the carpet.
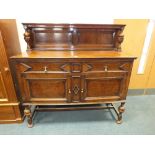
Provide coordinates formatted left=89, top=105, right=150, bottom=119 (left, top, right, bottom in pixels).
left=0, top=95, right=155, bottom=135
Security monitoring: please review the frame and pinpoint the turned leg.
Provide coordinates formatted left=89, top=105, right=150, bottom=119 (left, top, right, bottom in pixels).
left=116, top=102, right=125, bottom=124
left=24, top=106, right=33, bottom=128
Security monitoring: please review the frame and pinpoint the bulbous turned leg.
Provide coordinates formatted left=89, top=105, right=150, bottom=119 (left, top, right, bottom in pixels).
left=24, top=106, right=33, bottom=128
left=116, top=102, right=125, bottom=124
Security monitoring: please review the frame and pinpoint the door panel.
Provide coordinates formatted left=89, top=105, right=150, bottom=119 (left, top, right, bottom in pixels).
left=0, top=31, right=17, bottom=102
left=33, top=28, right=71, bottom=50
left=29, top=79, right=66, bottom=98
left=86, top=78, right=121, bottom=97
left=81, top=72, right=127, bottom=102
left=20, top=72, right=71, bottom=103
left=76, top=28, right=114, bottom=50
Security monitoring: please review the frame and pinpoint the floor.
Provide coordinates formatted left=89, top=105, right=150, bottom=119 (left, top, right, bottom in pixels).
left=0, top=95, right=155, bottom=135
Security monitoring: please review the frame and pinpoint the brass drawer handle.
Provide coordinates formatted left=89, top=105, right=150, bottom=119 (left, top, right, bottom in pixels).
left=104, top=66, right=108, bottom=72
left=44, top=66, right=48, bottom=72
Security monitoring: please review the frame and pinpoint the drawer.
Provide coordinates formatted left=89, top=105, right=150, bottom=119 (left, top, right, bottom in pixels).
left=18, top=62, right=83, bottom=73
left=18, top=62, right=71, bottom=72
left=82, top=61, right=132, bottom=72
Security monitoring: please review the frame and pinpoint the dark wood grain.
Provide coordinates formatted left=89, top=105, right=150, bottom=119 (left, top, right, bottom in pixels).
left=23, top=23, right=125, bottom=51
left=12, top=58, right=134, bottom=104
left=11, top=23, right=136, bottom=127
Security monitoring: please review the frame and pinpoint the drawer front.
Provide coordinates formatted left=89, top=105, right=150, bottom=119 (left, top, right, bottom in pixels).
left=18, top=62, right=82, bottom=73
left=17, top=60, right=132, bottom=73
left=82, top=60, right=132, bottom=72
left=18, top=62, right=71, bottom=72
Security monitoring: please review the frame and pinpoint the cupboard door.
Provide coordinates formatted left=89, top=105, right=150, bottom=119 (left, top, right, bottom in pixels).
left=20, top=72, right=71, bottom=104
left=0, top=32, right=17, bottom=103
left=81, top=72, right=128, bottom=103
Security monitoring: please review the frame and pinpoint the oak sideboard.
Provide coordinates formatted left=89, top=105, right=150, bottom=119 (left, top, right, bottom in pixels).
left=11, top=23, right=136, bottom=127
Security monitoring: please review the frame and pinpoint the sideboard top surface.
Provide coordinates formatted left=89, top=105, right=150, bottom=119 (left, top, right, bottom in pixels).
left=11, top=51, right=136, bottom=59
left=22, top=23, right=126, bottom=28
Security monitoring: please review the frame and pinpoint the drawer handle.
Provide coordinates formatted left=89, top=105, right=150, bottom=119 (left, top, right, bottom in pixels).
left=104, top=66, right=108, bottom=72
left=44, top=66, right=48, bottom=72
left=81, top=89, right=84, bottom=93
left=68, top=89, right=71, bottom=94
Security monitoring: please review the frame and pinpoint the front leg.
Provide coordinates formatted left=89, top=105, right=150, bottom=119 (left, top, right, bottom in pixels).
left=24, top=106, right=33, bottom=128
left=116, top=102, right=125, bottom=124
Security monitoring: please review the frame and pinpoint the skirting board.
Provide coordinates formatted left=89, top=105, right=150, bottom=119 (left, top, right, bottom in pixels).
left=128, top=89, right=155, bottom=96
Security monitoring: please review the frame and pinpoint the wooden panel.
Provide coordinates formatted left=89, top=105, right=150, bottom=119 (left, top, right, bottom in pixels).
left=0, top=31, right=17, bottom=102
left=86, top=79, right=121, bottom=96
left=18, top=71, right=71, bottom=103
left=23, top=23, right=125, bottom=51
left=19, top=62, right=71, bottom=72
left=71, top=76, right=81, bottom=102
left=82, top=61, right=132, bottom=72
left=76, top=29, right=114, bottom=50
left=81, top=72, right=127, bottom=102
left=0, top=106, right=16, bottom=120
left=29, top=79, right=66, bottom=98
left=0, top=72, right=8, bottom=100
left=33, top=28, right=71, bottom=50
left=78, top=29, right=97, bottom=44
left=97, top=31, right=114, bottom=44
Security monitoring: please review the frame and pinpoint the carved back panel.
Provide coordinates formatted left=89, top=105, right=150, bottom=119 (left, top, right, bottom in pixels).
left=23, top=23, right=125, bottom=51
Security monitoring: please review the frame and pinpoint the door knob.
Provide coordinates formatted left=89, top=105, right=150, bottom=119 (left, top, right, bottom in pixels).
left=104, top=66, right=108, bottom=72
left=81, top=89, right=84, bottom=93
left=44, top=66, right=48, bottom=72
left=68, top=89, right=71, bottom=94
